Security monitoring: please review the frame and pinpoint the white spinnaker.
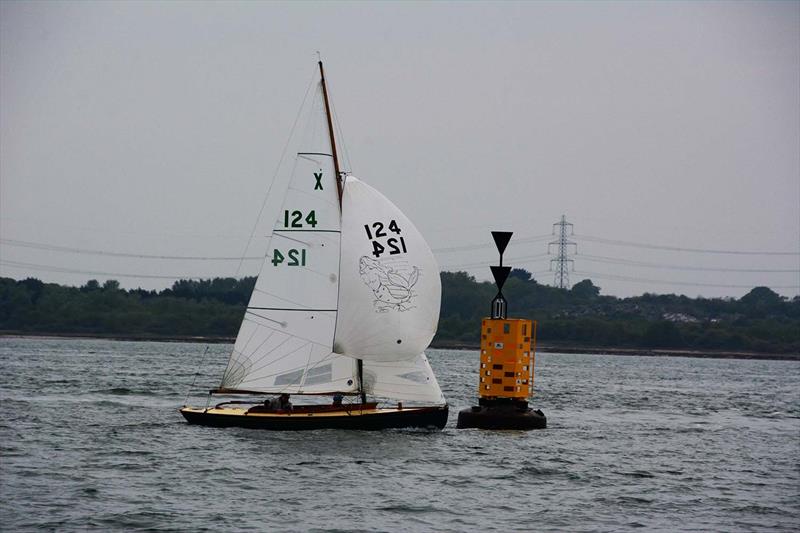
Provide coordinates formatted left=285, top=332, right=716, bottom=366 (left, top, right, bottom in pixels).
left=363, top=353, right=446, bottom=405
left=334, top=176, right=441, bottom=362
left=221, top=85, right=357, bottom=394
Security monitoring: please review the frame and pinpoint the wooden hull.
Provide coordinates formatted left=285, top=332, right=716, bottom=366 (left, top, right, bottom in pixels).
left=180, top=404, right=449, bottom=431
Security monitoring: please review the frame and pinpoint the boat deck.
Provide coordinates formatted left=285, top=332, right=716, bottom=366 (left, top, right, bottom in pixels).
left=183, top=404, right=421, bottom=418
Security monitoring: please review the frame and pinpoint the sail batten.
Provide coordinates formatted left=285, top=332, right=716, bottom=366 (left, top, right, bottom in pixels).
left=273, top=229, right=341, bottom=233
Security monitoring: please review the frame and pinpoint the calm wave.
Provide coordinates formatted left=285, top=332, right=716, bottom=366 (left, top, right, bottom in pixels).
left=1, top=337, right=798, bottom=531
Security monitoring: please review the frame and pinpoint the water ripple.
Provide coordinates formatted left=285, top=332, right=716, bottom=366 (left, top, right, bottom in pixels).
left=1, top=337, right=798, bottom=532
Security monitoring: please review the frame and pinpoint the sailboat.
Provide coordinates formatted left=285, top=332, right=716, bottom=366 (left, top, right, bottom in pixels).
left=180, top=61, right=448, bottom=430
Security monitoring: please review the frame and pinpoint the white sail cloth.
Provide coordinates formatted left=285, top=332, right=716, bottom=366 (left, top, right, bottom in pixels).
left=334, top=176, right=441, bottom=362
left=363, top=353, right=445, bottom=405
left=219, top=83, right=444, bottom=405
left=221, top=84, right=348, bottom=394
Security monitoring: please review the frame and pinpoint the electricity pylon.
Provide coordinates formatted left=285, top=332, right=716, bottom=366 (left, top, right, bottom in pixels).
left=548, top=215, right=577, bottom=289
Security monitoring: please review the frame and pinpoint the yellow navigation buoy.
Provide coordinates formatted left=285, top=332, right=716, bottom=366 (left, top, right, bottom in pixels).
left=456, top=232, right=547, bottom=430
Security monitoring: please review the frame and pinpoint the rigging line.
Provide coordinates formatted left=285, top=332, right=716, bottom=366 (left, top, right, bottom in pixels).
left=235, top=67, right=318, bottom=278
left=576, top=234, right=800, bottom=256
left=0, top=259, right=256, bottom=280
left=572, top=270, right=800, bottom=289
left=183, top=345, right=210, bottom=406
left=579, top=253, right=800, bottom=273
left=0, top=215, right=255, bottom=240
left=0, top=238, right=262, bottom=261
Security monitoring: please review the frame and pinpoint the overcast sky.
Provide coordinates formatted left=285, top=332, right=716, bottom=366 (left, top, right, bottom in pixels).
left=1, top=1, right=798, bottom=298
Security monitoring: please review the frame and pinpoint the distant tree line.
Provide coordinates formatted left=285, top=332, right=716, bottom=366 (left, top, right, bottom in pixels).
left=437, top=270, right=800, bottom=353
left=0, top=277, right=255, bottom=338
left=1, top=272, right=798, bottom=353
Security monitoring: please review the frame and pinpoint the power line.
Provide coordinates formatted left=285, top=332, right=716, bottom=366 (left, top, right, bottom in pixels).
left=7, top=230, right=797, bottom=265
left=573, top=270, right=800, bottom=290
left=0, top=239, right=263, bottom=261
left=4, top=259, right=796, bottom=292
left=1, top=234, right=555, bottom=260
left=0, top=259, right=256, bottom=280
left=439, top=264, right=552, bottom=279
left=579, top=253, right=799, bottom=273
left=234, top=66, right=319, bottom=279
left=439, top=253, right=550, bottom=270
left=577, top=234, right=800, bottom=256
left=0, top=215, right=254, bottom=240
left=433, top=234, right=552, bottom=254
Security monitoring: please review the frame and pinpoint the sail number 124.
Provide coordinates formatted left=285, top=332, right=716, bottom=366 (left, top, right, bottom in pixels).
left=271, top=248, right=306, bottom=267
left=364, top=219, right=407, bottom=258
left=283, top=210, right=317, bottom=228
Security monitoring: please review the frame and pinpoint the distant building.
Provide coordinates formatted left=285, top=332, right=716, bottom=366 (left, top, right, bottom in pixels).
left=662, top=312, right=699, bottom=323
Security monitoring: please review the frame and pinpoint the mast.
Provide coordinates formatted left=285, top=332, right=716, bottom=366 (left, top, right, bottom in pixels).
left=318, top=60, right=344, bottom=206
left=319, top=59, right=366, bottom=403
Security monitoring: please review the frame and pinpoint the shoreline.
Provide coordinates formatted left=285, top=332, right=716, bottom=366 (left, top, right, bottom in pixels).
left=2, top=330, right=798, bottom=361
left=0, top=330, right=236, bottom=344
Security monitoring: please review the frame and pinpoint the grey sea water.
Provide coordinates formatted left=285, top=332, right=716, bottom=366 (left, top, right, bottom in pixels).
left=0, top=337, right=798, bottom=532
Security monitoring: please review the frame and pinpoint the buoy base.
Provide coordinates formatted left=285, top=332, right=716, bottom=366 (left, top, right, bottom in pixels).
left=456, top=399, right=546, bottom=430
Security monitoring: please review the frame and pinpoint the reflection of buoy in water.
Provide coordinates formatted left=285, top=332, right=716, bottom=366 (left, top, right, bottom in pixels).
left=456, top=232, right=547, bottom=430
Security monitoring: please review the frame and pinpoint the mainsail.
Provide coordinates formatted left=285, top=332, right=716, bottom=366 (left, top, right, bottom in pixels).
left=220, top=69, right=444, bottom=405
left=220, top=83, right=354, bottom=395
